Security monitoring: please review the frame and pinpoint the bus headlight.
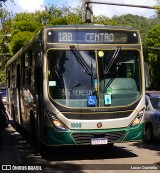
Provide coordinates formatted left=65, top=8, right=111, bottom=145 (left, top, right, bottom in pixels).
left=52, top=119, right=67, bottom=130
left=129, top=109, right=145, bottom=127
left=47, top=111, right=68, bottom=130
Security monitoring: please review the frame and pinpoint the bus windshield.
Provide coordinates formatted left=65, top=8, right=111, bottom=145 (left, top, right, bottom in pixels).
left=47, top=49, right=141, bottom=107
left=98, top=49, right=141, bottom=107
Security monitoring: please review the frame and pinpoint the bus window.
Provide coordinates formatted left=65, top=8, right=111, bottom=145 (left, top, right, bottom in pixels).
left=7, top=70, right=10, bottom=88
left=98, top=50, right=141, bottom=106
left=16, top=64, right=21, bottom=88
left=47, top=50, right=96, bottom=107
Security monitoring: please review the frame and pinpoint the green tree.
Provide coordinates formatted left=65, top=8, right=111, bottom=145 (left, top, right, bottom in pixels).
left=65, top=7, right=83, bottom=25
left=0, top=7, right=12, bottom=85
left=10, top=18, right=42, bottom=54
left=10, top=31, right=35, bottom=54
left=146, top=24, right=160, bottom=89
left=113, top=14, right=160, bottom=45
left=94, top=15, right=117, bottom=25
left=9, top=5, right=84, bottom=55
left=43, top=5, right=83, bottom=25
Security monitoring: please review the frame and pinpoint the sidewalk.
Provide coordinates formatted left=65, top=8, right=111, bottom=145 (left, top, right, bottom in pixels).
left=0, top=123, right=22, bottom=164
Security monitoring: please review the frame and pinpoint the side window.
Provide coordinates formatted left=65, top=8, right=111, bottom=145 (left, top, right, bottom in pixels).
left=11, top=63, right=16, bottom=88
left=27, top=50, right=32, bottom=86
left=22, top=55, right=25, bottom=86
left=25, top=52, right=29, bottom=85
left=7, top=70, right=10, bottom=88
left=35, top=51, right=42, bottom=93
left=16, top=64, right=21, bottom=88
left=22, top=50, right=34, bottom=86
left=11, top=75, right=15, bottom=88
left=31, top=52, right=35, bottom=86
left=126, top=63, right=134, bottom=78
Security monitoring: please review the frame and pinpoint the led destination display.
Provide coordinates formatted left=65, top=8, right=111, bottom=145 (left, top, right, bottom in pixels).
left=47, top=29, right=139, bottom=44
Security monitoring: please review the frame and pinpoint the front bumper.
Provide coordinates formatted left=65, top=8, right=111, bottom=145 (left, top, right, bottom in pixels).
left=43, top=123, right=144, bottom=146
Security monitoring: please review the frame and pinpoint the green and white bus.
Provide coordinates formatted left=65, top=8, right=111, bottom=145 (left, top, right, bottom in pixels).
left=6, top=25, right=145, bottom=147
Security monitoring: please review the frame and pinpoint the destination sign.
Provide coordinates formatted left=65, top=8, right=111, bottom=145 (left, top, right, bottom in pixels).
left=47, top=29, right=139, bottom=44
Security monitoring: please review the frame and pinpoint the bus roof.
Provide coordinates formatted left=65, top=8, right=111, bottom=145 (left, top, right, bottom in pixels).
left=45, top=25, right=138, bottom=31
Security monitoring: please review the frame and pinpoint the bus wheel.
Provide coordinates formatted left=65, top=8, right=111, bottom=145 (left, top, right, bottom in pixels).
left=144, top=124, right=155, bottom=143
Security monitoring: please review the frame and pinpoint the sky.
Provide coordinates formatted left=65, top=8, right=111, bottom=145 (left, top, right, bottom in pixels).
left=4, top=0, right=159, bottom=18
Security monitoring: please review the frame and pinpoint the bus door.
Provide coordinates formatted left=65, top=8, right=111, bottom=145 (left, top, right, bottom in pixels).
left=34, top=51, right=43, bottom=137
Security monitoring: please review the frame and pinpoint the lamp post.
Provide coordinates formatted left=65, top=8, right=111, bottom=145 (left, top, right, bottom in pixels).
left=82, top=0, right=160, bottom=23
left=86, top=0, right=160, bottom=10
left=82, top=0, right=93, bottom=23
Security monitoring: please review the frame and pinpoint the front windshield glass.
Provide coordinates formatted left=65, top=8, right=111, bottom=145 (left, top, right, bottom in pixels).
left=98, top=49, right=141, bottom=106
left=47, top=50, right=97, bottom=107
left=47, top=49, right=142, bottom=107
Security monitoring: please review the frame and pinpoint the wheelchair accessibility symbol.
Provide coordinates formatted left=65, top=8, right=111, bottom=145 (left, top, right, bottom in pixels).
left=87, top=96, right=97, bottom=106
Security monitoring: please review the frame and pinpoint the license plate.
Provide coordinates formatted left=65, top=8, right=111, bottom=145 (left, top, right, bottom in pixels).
left=91, top=138, right=108, bottom=145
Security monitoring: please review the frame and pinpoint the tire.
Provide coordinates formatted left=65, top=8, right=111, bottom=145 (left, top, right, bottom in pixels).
left=144, top=125, right=155, bottom=143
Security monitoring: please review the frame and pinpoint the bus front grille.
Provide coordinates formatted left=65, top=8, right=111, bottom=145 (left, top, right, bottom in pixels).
left=72, top=131, right=126, bottom=145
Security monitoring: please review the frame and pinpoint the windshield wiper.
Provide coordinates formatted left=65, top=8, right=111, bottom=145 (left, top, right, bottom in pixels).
left=70, top=45, right=93, bottom=76
left=103, top=73, right=117, bottom=93
left=103, top=47, right=121, bottom=93
left=103, top=46, right=121, bottom=75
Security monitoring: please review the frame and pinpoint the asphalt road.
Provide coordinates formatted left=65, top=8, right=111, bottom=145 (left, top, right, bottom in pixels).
left=0, top=120, right=160, bottom=173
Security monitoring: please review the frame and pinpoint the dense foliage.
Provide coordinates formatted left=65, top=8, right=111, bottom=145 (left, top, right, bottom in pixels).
left=0, top=4, right=160, bottom=89
left=146, top=24, right=160, bottom=89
